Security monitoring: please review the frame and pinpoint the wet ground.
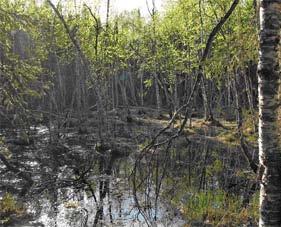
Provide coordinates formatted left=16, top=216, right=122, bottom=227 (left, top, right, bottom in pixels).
left=0, top=124, right=187, bottom=226
left=0, top=111, right=257, bottom=226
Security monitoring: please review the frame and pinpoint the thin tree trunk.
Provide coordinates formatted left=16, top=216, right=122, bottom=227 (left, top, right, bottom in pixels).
left=154, top=72, right=161, bottom=115
left=227, top=74, right=232, bottom=107
left=243, top=70, right=256, bottom=132
left=174, top=74, right=179, bottom=111
left=233, top=71, right=242, bottom=130
left=128, top=70, right=137, bottom=105
left=139, top=70, right=144, bottom=106
left=149, top=0, right=161, bottom=116
left=115, top=73, right=119, bottom=108
left=201, top=76, right=213, bottom=121
left=54, top=52, right=65, bottom=112
left=75, top=53, right=82, bottom=118
left=111, top=75, right=115, bottom=109
left=199, top=0, right=214, bottom=122
left=258, top=1, right=281, bottom=226
left=120, top=78, right=128, bottom=107
left=161, top=80, right=173, bottom=118
left=243, top=71, right=254, bottom=111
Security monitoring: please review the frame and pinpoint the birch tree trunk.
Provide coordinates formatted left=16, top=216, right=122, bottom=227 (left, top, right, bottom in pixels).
left=243, top=71, right=254, bottom=111
left=201, top=76, right=213, bottom=121
left=199, top=0, right=214, bottom=122
left=111, top=75, right=115, bottom=109
left=139, top=70, right=144, bottom=106
left=233, top=71, right=242, bottom=130
left=227, top=74, right=232, bottom=107
left=258, top=1, right=281, bottom=226
left=154, top=73, right=161, bottom=115
left=54, top=52, right=65, bottom=112
left=128, top=70, right=137, bottom=105
left=115, top=73, right=119, bottom=108
left=174, top=74, right=179, bottom=111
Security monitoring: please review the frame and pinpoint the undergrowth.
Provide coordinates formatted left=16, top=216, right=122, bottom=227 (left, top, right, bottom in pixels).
left=169, top=188, right=259, bottom=226
left=0, top=193, right=26, bottom=225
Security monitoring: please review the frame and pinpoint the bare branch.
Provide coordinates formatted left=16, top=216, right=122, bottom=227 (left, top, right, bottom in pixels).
left=139, top=0, right=240, bottom=153
left=46, top=0, right=87, bottom=66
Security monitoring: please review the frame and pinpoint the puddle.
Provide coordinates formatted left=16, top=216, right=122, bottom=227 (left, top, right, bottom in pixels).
left=0, top=125, right=251, bottom=226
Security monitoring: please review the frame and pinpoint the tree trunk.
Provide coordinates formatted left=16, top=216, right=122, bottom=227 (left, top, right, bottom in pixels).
left=120, top=79, right=128, bottom=107
left=201, top=76, right=213, bottom=121
left=114, top=73, right=119, bottom=108
left=154, top=72, right=161, bottom=115
left=243, top=70, right=256, bottom=132
left=75, top=53, right=82, bottom=117
left=233, top=71, right=242, bottom=130
left=111, top=75, right=115, bottom=109
left=128, top=70, right=137, bottom=105
left=243, top=70, right=254, bottom=111
left=139, top=70, right=144, bottom=106
left=258, top=1, right=281, bottom=226
left=161, top=80, right=173, bottom=118
left=227, top=74, right=232, bottom=107
left=174, top=74, right=179, bottom=111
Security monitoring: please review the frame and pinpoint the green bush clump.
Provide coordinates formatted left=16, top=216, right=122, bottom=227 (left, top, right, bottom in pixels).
left=177, top=189, right=259, bottom=226
left=0, top=193, right=26, bottom=225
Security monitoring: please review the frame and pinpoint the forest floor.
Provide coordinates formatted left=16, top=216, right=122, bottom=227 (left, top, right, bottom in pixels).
left=177, top=116, right=257, bottom=147
left=86, top=108, right=257, bottom=153
left=1, top=106, right=257, bottom=155
left=85, top=106, right=258, bottom=154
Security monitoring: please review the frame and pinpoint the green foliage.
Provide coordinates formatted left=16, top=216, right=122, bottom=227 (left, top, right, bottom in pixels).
left=1, top=0, right=258, bottom=115
left=0, top=0, right=49, bottom=113
left=206, top=159, right=224, bottom=176
left=171, top=188, right=258, bottom=226
left=0, top=193, right=26, bottom=225
left=144, top=78, right=153, bottom=88
left=242, top=109, right=258, bottom=142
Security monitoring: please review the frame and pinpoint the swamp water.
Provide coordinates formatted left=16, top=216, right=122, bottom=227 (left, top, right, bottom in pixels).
left=0, top=125, right=255, bottom=227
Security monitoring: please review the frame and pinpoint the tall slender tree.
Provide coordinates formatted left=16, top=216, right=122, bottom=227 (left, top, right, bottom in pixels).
left=258, top=0, right=281, bottom=226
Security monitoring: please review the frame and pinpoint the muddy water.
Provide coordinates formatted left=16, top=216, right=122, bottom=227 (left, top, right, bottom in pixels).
left=0, top=126, right=186, bottom=227
left=0, top=125, right=252, bottom=227
left=23, top=156, right=185, bottom=227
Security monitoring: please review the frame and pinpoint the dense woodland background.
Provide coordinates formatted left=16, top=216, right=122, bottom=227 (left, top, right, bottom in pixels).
left=0, top=0, right=258, bottom=126
left=0, top=0, right=278, bottom=226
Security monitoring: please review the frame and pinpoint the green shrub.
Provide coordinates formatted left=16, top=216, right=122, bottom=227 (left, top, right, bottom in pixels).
left=172, top=189, right=258, bottom=226
left=0, top=193, right=26, bottom=225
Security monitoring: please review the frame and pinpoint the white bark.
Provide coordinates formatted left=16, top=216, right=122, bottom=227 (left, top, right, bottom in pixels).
left=258, top=1, right=281, bottom=226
